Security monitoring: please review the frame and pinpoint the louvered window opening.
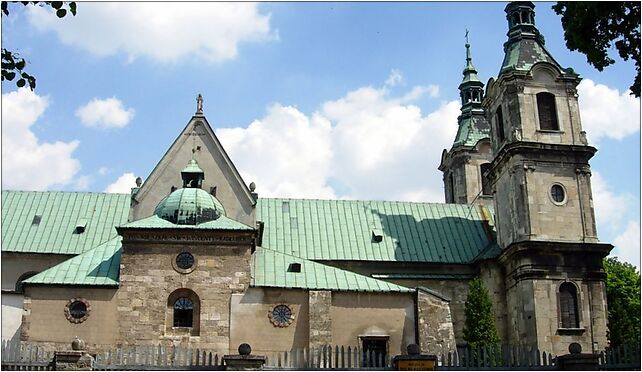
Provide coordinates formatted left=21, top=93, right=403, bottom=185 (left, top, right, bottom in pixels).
left=480, top=163, right=492, bottom=196
left=496, top=106, right=505, bottom=142
left=537, top=92, right=559, bottom=130
left=559, top=283, right=579, bottom=328
left=174, top=297, right=194, bottom=327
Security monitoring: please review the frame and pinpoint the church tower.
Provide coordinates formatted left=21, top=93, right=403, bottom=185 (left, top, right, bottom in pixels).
left=484, top=2, right=612, bottom=354
left=439, top=39, right=493, bottom=206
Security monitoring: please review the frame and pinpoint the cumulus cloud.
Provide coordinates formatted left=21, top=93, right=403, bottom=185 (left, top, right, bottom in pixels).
left=578, top=79, right=640, bottom=144
left=217, top=78, right=460, bottom=202
left=591, top=172, right=635, bottom=231
left=104, top=172, right=137, bottom=193
left=613, top=221, right=641, bottom=268
left=76, top=97, right=135, bottom=129
left=1, top=88, right=80, bottom=190
left=26, top=3, right=273, bottom=63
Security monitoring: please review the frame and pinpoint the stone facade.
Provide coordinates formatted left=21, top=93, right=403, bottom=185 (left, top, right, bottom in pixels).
left=308, top=290, right=332, bottom=347
left=417, top=290, right=456, bottom=355
left=116, top=228, right=255, bottom=352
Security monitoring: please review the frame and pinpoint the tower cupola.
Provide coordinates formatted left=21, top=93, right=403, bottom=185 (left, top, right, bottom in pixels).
left=458, top=40, right=484, bottom=109
left=181, top=158, right=205, bottom=189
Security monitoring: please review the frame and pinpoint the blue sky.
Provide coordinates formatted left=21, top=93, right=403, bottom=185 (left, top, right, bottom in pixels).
left=1, top=2, right=639, bottom=266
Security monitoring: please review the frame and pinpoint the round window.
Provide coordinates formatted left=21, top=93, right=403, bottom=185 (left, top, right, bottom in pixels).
left=550, top=184, right=566, bottom=204
left=176, top=252, right=195, bottom=270
left=268, top=304, right=294, bottom=327
left=64, top=298, right=91, bottom=324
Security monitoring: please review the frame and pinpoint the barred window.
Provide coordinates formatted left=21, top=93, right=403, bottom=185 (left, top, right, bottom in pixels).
left=537, top=92, right=559, bottom=130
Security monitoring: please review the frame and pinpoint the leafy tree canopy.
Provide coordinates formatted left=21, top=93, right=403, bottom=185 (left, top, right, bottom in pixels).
left=603, top=257, right=641, bottom=347
left=463, top=277, right=500, bottom=348
left=1, top=1, right=77, bottom=90
left=553, top=2, right=640, bottom=97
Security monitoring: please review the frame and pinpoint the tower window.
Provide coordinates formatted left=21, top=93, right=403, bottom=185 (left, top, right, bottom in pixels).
left=173, top=298, right=194, bottom=327
left=559, top=282, right=580, bottom=328
left=495, top=106, right=505, bottom=142
left=447, top=172, right=455, bottom=203
left=537, top=92, right=559, bottom=130
left=550, top=184, right=566, bottom=204
left=480, top=163, right=492, bottom=196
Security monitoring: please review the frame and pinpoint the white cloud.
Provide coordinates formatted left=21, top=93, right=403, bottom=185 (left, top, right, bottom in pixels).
left=76, top=97, right=135, bottom=129
left=385, top=69, right=403, bottom=87
left=217, top=105, right=336, bottom=199
left=590, top=172, right=635, bottom=231
left=98, top=167, right=109, bottom=176
left=104, top=172, right=137, bottom=193
left=26, top=3, right=273, bottom=63
left=1, top=88, right=80, bottom=190
left=613, top=221, right=640, bottom=268
left=217, top=78, right=459, bottom=202
left=578, top=79, right=640, bottom=144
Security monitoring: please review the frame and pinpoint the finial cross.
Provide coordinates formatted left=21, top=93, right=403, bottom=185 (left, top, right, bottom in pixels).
left=465, top=29, right=469, bottom=44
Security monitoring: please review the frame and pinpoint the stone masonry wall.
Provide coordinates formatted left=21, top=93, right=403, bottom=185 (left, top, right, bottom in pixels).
left=308, top=290, right=332, bottom=347
left=417, top=290, right=456, bottom=355
left=117, top=241, right=251, bottom=353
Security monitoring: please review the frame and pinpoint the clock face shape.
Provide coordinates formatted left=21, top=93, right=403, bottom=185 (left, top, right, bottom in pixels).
left=176, top=252, right=195, bottom=270
left=269, top=304, right=293, bottom=327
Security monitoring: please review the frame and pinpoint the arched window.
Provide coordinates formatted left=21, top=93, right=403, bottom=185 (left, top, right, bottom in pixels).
left=537, top=92, right=559, bottom=130
left=15, top=271, right=38, bottom=293
left=559, top=282, right=579, bottom=328
left=447, top=172, right=456, bottom=203
left=480, top=163, right=492, bottom=196
left=174, top=298, right=193, bottom=327
left=495, top=106, right=505, bottom=142
left=166, top=288, right=200, bottom=335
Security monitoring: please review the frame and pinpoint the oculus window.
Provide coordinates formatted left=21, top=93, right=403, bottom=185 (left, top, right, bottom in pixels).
left=64, top=298, right=91, bottom=324
left=268, top=304, right=294, bottom=327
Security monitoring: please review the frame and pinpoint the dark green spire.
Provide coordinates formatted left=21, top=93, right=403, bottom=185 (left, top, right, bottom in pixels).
left=458, top=40, right=484, bottom=108
left=500, top=1, right=566, bottom=75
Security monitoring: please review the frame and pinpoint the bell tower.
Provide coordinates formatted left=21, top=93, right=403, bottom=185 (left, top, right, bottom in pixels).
left=484, top=1, right=612, bottom=355
left=439, top=38, right=493, bottom=206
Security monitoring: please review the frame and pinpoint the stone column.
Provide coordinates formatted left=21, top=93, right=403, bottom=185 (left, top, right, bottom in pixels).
left=308, top=290, right=332, bottom=347
left=417, top=289, right=456, bottom=355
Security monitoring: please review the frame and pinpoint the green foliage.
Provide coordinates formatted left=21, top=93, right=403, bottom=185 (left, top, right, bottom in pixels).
left=552, top=2, right=641, bottom=97
left=463, top=277, right=500, bottom=348
left=1, top=1, right=77, bottom=91
left=603, top=257, right=641, bottom=347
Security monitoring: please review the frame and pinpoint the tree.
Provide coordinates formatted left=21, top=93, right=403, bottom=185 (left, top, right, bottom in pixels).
left=552, top=2, right=641, bottom=97
left=603, top=257, right=641, bottom=347
left=1, top=1, right=77, bottom=90
left=463, top=277, right=500, bottom=349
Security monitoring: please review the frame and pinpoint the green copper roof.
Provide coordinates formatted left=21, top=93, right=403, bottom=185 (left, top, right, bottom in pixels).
left=460, top=43, right=482, bottom=85
left=24, top=237, right=121, bottom=287
left=252, top=247, right=413, bottom=293
left=154, top=187, right=225, bottom=225
left=120, top=214, right=253, bottom=230
left=452, top=114, right=491, bottom=148
left=1, top=191, right=130, bottom=255
left=182, top=159, right=204, bottom=174
left=500, top=37, right=561, bottom=73
left=256, top=198, right=496, bottom=264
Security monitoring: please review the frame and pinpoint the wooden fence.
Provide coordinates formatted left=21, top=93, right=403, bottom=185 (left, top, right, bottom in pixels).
left=598, top=344, right=641, bottom=370
left=435, top=345, right=557, bottom=370
left=1, top=340, right=54, bottom=370
left=2, top=340, right=640, bottom=371
left=264, top=345, right=389, bottom=370
left=93, top=344, right=225, bottom=370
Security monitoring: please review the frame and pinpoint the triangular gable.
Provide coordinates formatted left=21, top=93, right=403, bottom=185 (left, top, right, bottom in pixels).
left=131, top=114, right=256, bottom=227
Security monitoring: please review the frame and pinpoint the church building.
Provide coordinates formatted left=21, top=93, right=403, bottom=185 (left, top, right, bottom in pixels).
left=2, top=2, right=612, bottom=358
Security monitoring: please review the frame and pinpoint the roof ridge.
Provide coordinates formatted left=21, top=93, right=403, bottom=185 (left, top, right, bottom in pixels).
left=1, top=190, right=129, bottom=196
left=257, top=197, right=482, bottom=208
